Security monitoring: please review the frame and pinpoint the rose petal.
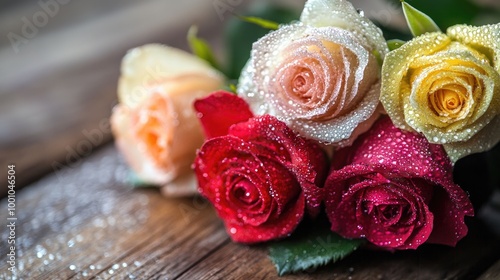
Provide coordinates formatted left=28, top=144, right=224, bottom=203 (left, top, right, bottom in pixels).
left=427, top=187, right=469, bottom=246
left=238, top=23, right=382, bottom=144
left=257, top=156, right=301, bottom=213
left=448, top=24, right=500, bottom=73
left=195, top=136, right=258, bottom=201
left=340, top=117, right=473, bottom=217
left=226, top=194, right=306, bottom=243
left=325, top=116, right=473, bottom=249
left=194, top=91, right=254, bottom=139
left=195, top=114, right=327, bottom=243
left=221, top=160, right=272, bottom=223
left=328, top=173, right=434, bottom=249
left=118, top=44, right=222, bottom=108
left=194, top=133, right=306, bottom=243
left=300, top=0, right=388, bottom=59
left=112, top=105, right=176, bottom=184
left=381, top=32, right=451, bottom=132
left=229, top=115, right=328, bottom=215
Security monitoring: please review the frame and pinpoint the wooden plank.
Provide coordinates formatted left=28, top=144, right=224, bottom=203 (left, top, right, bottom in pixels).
left=179, top=221, right=500, bottom=280
left=478, top=260, right=500, bottom=280
left=0, top=145, right=228, bottom=279
left=0, top=61, right=118, bottom=193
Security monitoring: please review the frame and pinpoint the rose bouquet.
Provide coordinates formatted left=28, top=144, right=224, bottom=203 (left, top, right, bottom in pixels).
left=111, top=0, right=500, bottom=275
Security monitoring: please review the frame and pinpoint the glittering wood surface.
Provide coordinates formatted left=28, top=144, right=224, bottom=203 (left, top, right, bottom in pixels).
left=1, top=145, right=499, bottom=280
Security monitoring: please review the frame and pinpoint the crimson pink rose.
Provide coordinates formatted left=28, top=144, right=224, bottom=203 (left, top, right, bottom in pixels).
left=325, top=117, right=474, bottom=250
left=194, top=92, right=328, bottom=243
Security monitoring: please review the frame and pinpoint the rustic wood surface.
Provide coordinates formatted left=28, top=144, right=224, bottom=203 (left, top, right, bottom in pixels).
left=0, top=145, right=499, bottom=279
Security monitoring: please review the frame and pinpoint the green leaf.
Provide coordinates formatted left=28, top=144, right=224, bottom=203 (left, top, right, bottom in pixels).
left=187, top=25, right=222, bottom=71
left=402, top=1, right=441, bottom=37
left=222, top=80, right=238, bottom=94
left=386, top=0, right=483, bottom=31
left=228, top=83, right=238, bottom=93
left=236, top=15, right=280, bottom=30
left=224, top=4, right=300, bottom=80
left=387, top=39, right=406, bottom=51
left=268, top=226, right=364, bottom=276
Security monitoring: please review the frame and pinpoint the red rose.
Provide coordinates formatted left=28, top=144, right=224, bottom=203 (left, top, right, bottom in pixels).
left=194, top=92, right=328, bottom=243
left=325, top=117, right=474, bottom=250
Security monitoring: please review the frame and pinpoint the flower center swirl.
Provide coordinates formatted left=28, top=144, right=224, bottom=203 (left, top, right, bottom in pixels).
left=273, top=36, right=377, bottom=122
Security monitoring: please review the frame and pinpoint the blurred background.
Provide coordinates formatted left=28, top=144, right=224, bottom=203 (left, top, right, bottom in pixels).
left=0, top=0, right=499, bottom=196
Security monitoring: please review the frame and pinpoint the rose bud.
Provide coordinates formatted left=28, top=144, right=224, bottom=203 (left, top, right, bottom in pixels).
left=194, top=92, right=328, bottom=243
left=325, top=117, right=474, bottom=250
left=111, top=44, right=223, bottom=196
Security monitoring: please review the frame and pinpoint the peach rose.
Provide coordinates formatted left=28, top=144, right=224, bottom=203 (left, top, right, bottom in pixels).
left=111, top=44, right=223, bottom=196
left=238, top=0, right=388, bottom=146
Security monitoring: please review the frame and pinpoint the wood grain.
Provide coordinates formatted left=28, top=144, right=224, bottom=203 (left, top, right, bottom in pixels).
left=0, top=146, right=229, bottom=279
left=478, top=260, right=500, bottom=280
left=181, top=221, right=500, bottom=280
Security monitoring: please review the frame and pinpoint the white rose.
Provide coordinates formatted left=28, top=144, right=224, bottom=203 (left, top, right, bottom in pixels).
left=238, top=0, right=388, bottom=146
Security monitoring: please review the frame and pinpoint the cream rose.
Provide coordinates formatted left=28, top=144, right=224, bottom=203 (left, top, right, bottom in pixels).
left=238, top=0, right=388, bottom=145
left=380, top=24, right=500, bottom=162
left=111, top=44, right=223, bottom=196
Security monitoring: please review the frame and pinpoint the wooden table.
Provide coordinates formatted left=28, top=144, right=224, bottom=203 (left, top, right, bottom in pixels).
left=1, top=0, right=500, bottom=279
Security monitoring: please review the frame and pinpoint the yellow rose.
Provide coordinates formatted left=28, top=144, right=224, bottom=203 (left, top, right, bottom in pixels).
left=238, top=0, right=388, bottom=146
left=111, top=44, right=223, bottom=196
left=381, top=24, right=500, bottom=162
